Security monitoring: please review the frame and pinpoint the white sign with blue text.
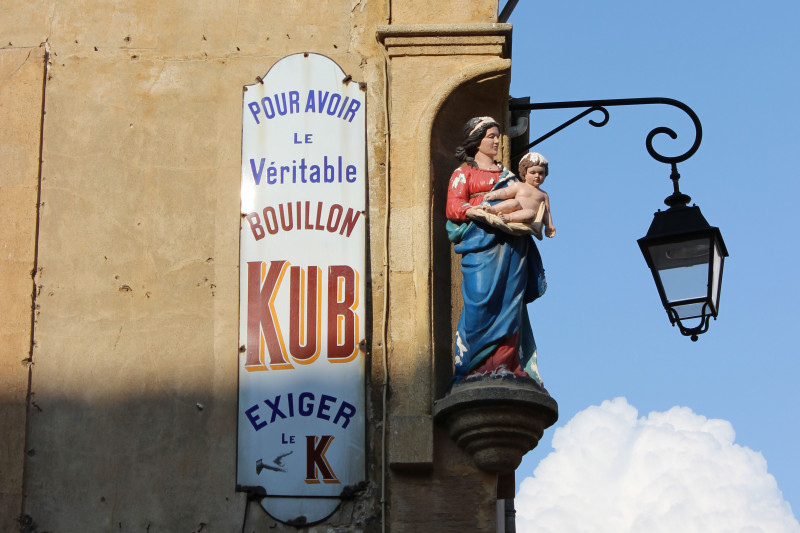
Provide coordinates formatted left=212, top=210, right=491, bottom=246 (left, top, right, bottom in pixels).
left=238, top=53, right=366, bottom=525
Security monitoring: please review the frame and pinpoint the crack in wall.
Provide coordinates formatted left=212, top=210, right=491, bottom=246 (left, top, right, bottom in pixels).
left=19, top=42, right=50, bottom=528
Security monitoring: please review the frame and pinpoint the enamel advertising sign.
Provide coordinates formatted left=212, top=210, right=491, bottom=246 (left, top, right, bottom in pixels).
left=237, top=53, right=366, bottom=524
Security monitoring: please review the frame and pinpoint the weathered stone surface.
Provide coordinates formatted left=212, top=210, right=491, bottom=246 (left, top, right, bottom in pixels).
left=1, top=0, right=528, bottom=531
left=378, top=25, right=512, bottom=480
left=389, top=426, right=499, bottom=532
left=434, top=377, right=559, bottom=474
left=388, top=414, right=433, bottom=469
left=0, top=45, right=46, bottom=533
left=391, top=0, right=497, bottom=25
left=14, top=5, right=385, bottom=530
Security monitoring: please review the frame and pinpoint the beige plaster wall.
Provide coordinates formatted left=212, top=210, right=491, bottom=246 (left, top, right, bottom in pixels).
left=0, top=46, right=46, bottom=533
left=2, top=0, right=513, bottom=531
left=391, top=0, right=498, bottom=25
left=3, top=1, right=387, bottom=531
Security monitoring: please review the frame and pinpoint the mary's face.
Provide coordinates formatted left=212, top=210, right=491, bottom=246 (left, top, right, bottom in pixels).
left=477, top=126, right=500, bottom=159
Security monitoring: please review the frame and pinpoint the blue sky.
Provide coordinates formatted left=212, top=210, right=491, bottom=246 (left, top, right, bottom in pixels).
left=507, top=0, right=800, bottom=527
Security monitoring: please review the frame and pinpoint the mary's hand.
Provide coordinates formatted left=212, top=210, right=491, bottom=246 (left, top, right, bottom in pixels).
left=465, top=207, right=482, bottom=220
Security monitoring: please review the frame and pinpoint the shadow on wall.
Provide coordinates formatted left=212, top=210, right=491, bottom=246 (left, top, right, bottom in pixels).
left=18, top=388, right=379, bottom=532
left=19, top=389, right=246, bottom=531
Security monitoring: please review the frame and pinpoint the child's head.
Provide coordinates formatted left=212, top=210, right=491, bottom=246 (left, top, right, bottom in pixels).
left=519, top=152, right=549, bottom=178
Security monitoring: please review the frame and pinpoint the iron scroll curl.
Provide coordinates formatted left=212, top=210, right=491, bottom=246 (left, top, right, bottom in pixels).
left=510, top=97, right=703, bottom=166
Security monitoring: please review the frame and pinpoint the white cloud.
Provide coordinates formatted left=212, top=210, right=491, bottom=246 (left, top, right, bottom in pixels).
left=516, top=397, right=800, bottom=533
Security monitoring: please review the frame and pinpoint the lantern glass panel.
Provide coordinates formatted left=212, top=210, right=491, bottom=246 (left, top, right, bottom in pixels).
left=711, top=242, right=723, bottom=312
left=649, top=238, right=711, bottom=304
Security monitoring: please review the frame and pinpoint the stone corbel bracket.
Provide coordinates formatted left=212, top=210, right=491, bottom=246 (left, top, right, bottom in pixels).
left=377, top=23, right=512, bottom=58
left=433, top=378, right=559, bottom=474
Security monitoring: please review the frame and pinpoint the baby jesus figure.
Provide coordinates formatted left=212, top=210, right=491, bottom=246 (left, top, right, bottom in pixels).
left=483, top=152, right=555, bottom=238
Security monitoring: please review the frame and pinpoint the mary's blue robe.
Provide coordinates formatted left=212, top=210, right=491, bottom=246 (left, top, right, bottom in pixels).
left=446, top=169, right=546, bottom=383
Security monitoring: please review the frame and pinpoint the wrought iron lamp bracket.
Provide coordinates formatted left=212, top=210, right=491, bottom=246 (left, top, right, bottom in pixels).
left=511, top=97, right=726, bottom=342
left=510, top=97, right=702, bottom=205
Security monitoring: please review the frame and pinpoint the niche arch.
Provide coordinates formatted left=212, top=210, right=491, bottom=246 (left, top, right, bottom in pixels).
left=412, top=59, right=512, bottom=399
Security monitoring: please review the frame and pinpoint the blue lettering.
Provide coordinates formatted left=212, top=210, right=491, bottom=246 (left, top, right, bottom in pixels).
left=333, top=401, right=356, bottom=429
left=324, top=156, right=334, bottom=183
left=309, top=165, right=320, bottom=183
left=275, top=93, right=288, bottom=116
left=246, top=405, right=267, bottom=431
left=261, top=96, right=275, bottom=119
left=305, top=90, right=316, bottom=112
left=289, top=91, right=300, bottom=113
left=343, top=99, right=361, bottom=123
left=264, top=396, right=287, bottom=423
left=299, top=392, right=314, bottom=416
left=337, top=97, right=350, bottom=118
left=250, top=158, right=265, bottom=184
left=248, top=102, right=261, bottom=124
left=317, top=91, right=329, bottom=113
left=247, top=157, right=359, bottom=186
left=326, top=94, right=341, bottom=116
left=317, top=394, right=336, bottom=421
left=250, top=91, right=359, bottom=124
left=245, top=393, right=355, bottom=430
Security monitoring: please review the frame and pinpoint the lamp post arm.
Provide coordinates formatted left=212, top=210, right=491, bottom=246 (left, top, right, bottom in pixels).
left=510, top=97, right=723, bottom=341
left=509, top=97, right=702, bottom=166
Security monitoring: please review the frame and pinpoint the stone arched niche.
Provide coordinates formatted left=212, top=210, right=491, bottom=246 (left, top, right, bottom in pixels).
left=423, top=65, right=558, bottom=478
left=424, top=64, right=512, bottom=399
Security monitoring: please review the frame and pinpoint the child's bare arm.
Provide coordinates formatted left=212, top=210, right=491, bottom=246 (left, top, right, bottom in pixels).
left=483, top=184, right=518, bottom=202
left=544, top=195, right=556, bottom=237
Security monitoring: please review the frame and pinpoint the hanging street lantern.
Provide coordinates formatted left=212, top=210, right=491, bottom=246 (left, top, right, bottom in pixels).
left=638, top=164, right=728, bottom=340
left=509, top=97, right=728, bottom=340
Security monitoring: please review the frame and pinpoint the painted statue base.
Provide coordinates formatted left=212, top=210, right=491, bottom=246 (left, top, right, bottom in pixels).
left=433, top=375, right=558, bottom=474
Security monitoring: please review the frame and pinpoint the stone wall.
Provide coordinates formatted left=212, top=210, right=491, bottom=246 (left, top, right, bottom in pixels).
left=0, top=1, right=513, bottom=531
left=0, top=45, right=46, bottom=533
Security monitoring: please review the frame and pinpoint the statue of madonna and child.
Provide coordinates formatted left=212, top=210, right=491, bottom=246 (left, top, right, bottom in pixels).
left=445, top=116, right=556, bottom=388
